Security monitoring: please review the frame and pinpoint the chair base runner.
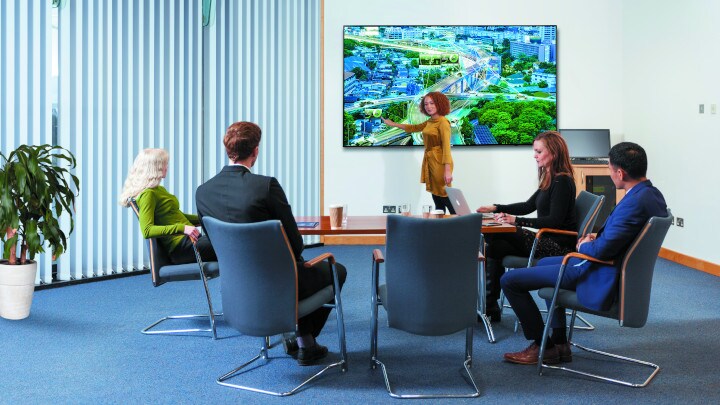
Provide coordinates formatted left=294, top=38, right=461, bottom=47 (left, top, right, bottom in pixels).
left=540, top=341, right=660, bottom=387
left=371, top=327, right=480, bottom=399
left=476, top=311, right=496, bottom=343
left=372, top=357, right=480, bottom=399
left=216, top=341, right=347, bottom=396
left=141, top=313, right=222, bottom=339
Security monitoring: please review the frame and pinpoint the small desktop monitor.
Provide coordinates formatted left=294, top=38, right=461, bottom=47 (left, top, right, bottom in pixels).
left=559, top=129, right=611, bottom=159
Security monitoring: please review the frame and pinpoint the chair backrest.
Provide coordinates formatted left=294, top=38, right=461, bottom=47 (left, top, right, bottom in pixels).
left=617, top=209, right=673, bottom=328
left=575, top=190, right=605, bottom=239
left=384, top=214, right=483, bottom=336
left=128, top=198, right=170, bottom=287
left=202, top=217, right=298, bottom=337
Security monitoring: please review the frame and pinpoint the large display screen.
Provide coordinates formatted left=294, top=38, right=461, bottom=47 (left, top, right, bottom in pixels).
left=343, top=25, right=557, bottom=147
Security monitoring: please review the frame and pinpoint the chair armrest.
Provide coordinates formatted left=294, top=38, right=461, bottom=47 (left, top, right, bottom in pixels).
left=536, top=228, right=578, bottom=240
left=560, top=252, right=614, bottom=266
left=304, top=252, right=336, bottom=268
left=373, top=249, right=385, bottom=263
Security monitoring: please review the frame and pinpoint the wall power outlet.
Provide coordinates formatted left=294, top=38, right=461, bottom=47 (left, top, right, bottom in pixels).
left=382, top=205, right=397, bottom=214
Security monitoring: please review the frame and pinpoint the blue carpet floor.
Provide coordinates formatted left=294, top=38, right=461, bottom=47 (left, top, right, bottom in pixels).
left=1, top=245, right=718, bottom=404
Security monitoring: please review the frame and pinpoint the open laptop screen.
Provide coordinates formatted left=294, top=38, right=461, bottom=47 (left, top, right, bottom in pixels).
left=445, top=187, right=472, bottom=216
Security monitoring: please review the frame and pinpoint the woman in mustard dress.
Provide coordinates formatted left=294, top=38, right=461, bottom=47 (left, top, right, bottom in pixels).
left=382, top=91, right=455, bottom=213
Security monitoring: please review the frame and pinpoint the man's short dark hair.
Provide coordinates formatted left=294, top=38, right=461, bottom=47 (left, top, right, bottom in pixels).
left=608, top=142, right=647, bottom=179
left=224, top=121, right=262, bottom=162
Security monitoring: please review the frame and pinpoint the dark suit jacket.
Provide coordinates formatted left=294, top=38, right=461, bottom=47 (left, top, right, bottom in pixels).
left=552, top=180, right=667, bottom=311
left=195, top=165, right=305, bottom=261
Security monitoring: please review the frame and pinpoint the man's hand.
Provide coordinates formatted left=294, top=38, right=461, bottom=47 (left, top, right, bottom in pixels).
left=576, top=233, right=596, bottom=251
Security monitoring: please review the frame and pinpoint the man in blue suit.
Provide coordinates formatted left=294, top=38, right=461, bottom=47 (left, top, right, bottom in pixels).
left=501, top=142, right=667, bottom=365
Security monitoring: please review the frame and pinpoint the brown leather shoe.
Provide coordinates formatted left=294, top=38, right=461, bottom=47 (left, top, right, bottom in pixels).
left=504, top=342, right=560, bottom=365
left=556, top=342, right=572, bottom=363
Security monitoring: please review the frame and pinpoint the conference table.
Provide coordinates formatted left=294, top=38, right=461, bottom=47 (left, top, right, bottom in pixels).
left=295, top=214, right=516, bottom=235
left=296, top=214, right=513, bottom=343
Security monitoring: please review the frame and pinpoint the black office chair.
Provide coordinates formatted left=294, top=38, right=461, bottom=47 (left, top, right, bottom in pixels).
left=537, top=210, right=673, bottom=387
left=502, top=190, right=605, bottom=331
left=128, top=199, right=221, bottom=338
left=203, top=217, right=347, bottom=397
left=371, top=214, right=483, bottom=398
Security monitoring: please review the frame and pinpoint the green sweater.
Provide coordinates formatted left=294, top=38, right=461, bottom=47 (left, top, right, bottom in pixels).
left=135, top=186, right=199, bottom=253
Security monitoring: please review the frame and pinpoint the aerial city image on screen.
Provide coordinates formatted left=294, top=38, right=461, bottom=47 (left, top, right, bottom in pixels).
left=343, top=25, right=557, bottom=146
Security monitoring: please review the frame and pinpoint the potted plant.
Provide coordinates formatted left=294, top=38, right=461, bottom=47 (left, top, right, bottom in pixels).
left=0, top=144, right=79, bottom=320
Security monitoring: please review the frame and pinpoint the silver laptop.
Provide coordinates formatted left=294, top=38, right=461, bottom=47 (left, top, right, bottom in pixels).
left=445, top=187, right=473, bottom=216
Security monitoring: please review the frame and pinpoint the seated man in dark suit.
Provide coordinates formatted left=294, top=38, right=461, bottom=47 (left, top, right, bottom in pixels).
left=501, top=142, right=667, bottom=365
left=196, top=121, right=347, bottom=366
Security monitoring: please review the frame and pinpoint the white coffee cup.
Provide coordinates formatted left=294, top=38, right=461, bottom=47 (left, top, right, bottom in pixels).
left=430, top=209, right=445, bottom=219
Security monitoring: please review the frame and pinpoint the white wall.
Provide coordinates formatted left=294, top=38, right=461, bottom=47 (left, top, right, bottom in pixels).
left=324, top=0, right=718, bottom=264
left=324, top=0, right=623, bottom=211
left=622, top=0, right=720, bottom=263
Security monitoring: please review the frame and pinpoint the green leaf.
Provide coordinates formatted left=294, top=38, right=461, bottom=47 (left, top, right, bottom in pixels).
left=0, top=144, right=79, bottom=261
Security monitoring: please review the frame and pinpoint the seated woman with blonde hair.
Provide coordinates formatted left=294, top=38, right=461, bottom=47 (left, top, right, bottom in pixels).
left=119, top=148, right=216, bottom=264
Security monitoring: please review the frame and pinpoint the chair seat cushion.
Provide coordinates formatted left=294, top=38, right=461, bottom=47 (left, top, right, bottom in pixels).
left=298, top=285, right=335, bottom=318
left=538, top=287, right=619, bottom=320
left=502, top=255, right=537, bottom=269
left=158, top=261, right=220, bottom=282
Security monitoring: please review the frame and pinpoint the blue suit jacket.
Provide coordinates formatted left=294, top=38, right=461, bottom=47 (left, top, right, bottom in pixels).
left=549, top=180, right=667, bottom=311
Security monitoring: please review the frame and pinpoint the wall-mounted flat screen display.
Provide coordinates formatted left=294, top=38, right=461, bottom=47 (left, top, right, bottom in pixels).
left=343, top=25, right=557, bottom=147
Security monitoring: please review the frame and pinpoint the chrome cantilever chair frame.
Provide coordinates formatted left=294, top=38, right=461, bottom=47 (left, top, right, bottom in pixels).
left=537, top=211, right=673, bottom=387
left=477, top=237, right=496, bottom=343
left=371, top=215, right=483, bottom=398
left=204, top=218, right=347, bottom=396
left=502, top=191, right=605, bottom=332
left=129, top=199, right=221, bottom=339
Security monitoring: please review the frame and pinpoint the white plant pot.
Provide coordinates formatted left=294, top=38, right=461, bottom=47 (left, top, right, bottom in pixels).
left=0, top=260, right=38, bottom=320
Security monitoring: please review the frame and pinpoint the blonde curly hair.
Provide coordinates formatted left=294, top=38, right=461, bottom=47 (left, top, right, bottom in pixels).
left=119, top=148, right=169, bottom=206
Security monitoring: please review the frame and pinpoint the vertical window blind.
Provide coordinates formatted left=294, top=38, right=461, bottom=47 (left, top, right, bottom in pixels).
left=1, top=0, right=321, bottom=284
left=203, top=0, right=321, bottom=224
left=0, top=0, right=54, bottom=284
left=56, top=0, right=204, bottom=281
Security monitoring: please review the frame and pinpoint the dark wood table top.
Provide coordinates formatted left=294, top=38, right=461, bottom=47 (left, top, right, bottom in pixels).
left=296, top=215, right=516, bottom=235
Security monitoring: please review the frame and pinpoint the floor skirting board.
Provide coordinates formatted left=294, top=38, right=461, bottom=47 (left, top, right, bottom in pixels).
left=659, top=248, right=719, bottom=276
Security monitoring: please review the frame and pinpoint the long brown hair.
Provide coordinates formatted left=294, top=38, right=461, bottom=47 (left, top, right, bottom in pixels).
left=535, top=131, right=574, bottom=190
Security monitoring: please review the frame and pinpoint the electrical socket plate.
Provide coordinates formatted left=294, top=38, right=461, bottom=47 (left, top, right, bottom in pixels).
left=382, top=205, right=397, bottom=214
left=676, top=217, right=684, bottom=227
